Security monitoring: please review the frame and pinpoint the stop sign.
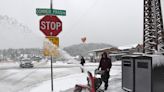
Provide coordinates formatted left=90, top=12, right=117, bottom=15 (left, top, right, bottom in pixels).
left=40, top=15, right=62, bottom=36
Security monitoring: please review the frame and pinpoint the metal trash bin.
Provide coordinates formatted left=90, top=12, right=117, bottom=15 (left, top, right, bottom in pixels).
left=122, top=55, right=139, bottom=92
left=135, top=55, right=164, bottom=92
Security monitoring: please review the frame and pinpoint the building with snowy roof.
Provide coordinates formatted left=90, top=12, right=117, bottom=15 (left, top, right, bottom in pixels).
left=88, top=47, right=121, bottom=62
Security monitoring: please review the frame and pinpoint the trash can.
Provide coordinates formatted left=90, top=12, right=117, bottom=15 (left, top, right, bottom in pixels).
left=135, top=55, right=164, bottom=92
left=122, top=55, right=139, bottom=92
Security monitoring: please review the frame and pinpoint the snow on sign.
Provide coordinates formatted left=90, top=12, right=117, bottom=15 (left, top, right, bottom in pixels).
left=40, top=15, right=62, bottom=36
left=43, top=39, right=60, bottom=57
left=46, top=36, right=59, bottom=47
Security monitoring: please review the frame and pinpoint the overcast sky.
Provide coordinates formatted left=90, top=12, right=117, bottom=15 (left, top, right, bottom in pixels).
left=0, top=0, right=144, bottom=47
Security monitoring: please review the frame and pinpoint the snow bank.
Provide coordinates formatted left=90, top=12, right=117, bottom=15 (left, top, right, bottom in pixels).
left=29, top=73, right=87, bottom=92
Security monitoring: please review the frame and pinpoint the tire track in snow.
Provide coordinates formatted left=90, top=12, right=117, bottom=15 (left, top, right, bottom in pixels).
left=11, top=62, right=49, bottom=85
left=17, top=67, right=82, bottom=92
left=12, top=69, right=39, bottom=85
left=0, top=62, right=47, bottom=83
left=0, top=72, right=18, bottom=81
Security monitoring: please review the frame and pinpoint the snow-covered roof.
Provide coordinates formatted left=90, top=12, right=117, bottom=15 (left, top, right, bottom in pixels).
left=88, top=47, right=112, bottom=53
left=118, top=44, right=138, bottom=50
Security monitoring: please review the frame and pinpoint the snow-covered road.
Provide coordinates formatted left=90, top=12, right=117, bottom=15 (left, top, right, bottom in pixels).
left=0, top=62, right=82, bottom=92
left=0, top=68, right=79, bottom=92
left=0, top=61, right=122, bottom=92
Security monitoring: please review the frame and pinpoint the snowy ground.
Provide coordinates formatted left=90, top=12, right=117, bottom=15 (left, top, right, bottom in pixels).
left=57, top=64, right=122, bottom=92
left=0, top=61, right=122, bottom=92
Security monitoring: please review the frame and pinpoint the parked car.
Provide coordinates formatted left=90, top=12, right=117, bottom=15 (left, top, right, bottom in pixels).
left=20, top=59, right=34, bottom=68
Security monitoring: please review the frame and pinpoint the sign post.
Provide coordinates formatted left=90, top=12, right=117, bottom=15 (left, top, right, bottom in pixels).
left=37, top=0, right=65, bottom=91
left=50, top=0, right=53, bottom=91
left=51, top=55, right=53, bottom=91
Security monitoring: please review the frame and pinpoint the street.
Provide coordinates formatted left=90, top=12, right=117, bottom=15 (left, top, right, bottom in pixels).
left=0, top=61, right=123, bottom=92
left=0, top=62, right=81, bottom=92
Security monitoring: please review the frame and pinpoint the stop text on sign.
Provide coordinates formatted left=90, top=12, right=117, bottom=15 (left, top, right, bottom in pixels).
left=40, top=21, right=61, bottom=30
left=40, top=15, right=62, bottom=36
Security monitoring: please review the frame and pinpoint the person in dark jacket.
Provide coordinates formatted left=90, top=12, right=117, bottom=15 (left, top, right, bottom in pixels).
left=80, top=56, right=85, bottom=66
left=98, top=52, right=112, bottom=90
left=80, top=56, right=85, bottom=73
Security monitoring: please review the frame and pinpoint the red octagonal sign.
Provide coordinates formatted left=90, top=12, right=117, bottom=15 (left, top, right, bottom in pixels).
left=40, top=15, right=62, bottom=36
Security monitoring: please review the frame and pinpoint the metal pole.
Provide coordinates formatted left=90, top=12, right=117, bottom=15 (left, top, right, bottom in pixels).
left=50, top=0, right=53, bottom=13
left=50, top=0, right=54, bottom=90
left=50, top=0, right=53, bottom=36
left=51, top=56, right=53, bottom=91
